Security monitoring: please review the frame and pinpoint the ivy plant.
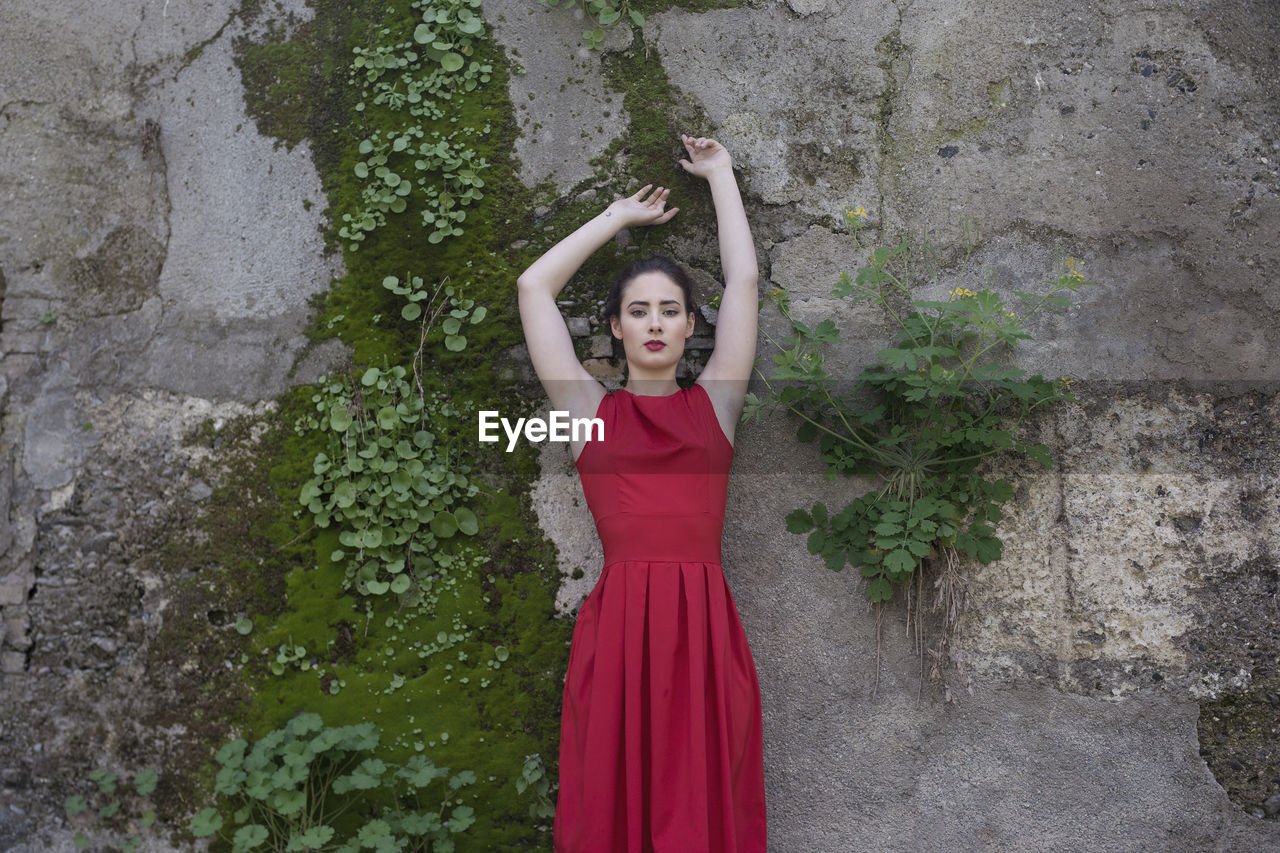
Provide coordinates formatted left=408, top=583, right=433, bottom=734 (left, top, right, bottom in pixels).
left=191, top=713, right=476, bottom=852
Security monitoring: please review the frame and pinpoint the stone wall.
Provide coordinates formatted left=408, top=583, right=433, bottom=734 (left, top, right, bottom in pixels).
left=0, top=0, right=344, bottom=846
left=1, top=0, right=1277, bottom=849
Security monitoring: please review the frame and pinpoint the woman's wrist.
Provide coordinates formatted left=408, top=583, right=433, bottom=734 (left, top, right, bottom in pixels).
left=600, top=201, right=638, bottom=231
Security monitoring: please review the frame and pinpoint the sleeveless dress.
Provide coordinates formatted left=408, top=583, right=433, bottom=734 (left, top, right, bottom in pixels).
left=553, top=383, right=768, bottom=853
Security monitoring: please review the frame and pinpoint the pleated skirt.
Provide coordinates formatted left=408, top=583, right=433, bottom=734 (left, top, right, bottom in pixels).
left=554, top=560, right=767, bottom=853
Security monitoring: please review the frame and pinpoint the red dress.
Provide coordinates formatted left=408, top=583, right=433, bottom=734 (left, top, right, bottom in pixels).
left=554, top=383, right=768, bottom=852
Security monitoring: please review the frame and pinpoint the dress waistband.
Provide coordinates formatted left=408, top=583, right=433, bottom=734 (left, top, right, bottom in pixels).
left=596, top=513, right=724, bottom=566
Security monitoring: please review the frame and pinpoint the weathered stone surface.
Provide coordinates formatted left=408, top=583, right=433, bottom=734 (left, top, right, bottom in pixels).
left=0, top=0, right=340, bottom=847
left=20, top=378, right=88, bottom=492
left=766, top=224, right=900, bottom=377
left=0, top=455, right=11, bottom=558
left=533, top=438, right=604, bottom=615
left=482, top=0, right=632, bottom=193
left=647, top=3, right=896, bottom=212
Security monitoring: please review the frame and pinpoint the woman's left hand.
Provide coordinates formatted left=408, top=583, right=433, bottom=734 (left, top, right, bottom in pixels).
left=678, top=134, right=733, bottom=179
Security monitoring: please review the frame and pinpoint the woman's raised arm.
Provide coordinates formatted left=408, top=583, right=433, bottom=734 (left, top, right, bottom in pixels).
left=517, top=185, right=678, bottom=420
left=681, top=135, right=759, bottom=442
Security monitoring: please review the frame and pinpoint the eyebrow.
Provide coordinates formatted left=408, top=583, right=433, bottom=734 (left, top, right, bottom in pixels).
left=626, top=299, right=684, bottom=308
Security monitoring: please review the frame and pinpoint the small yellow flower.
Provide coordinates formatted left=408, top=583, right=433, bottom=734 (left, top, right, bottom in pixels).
left=947, top=287, right=976, bottom=299
left=1064, top=257, right=1085, bottom=280
left=854, top=206, right=867, bottom=218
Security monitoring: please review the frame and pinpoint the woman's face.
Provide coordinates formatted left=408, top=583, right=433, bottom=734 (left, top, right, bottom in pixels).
left=609, top=271, right=694, bottom=375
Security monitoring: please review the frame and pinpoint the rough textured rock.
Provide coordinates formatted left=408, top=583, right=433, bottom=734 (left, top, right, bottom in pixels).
left=483, top=0, right=632, bottom=193
left=0, top=0, right=343, bottom=847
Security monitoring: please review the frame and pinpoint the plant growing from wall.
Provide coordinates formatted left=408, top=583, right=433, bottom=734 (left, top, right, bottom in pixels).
left=190, top=713, right=476, bottom=852
left=537, top=0, right=646, bottom=50
left=339, top=0, right=493, bottom=250
left=295, top=275, right=487, bottom=601
left=64, top=767, right=159, bottom=852
left=747, top=210, right=1095, bottom=703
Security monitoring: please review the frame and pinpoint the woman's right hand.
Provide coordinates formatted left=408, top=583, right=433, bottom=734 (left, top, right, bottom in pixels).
left=605, top=184, right=679, bottom=228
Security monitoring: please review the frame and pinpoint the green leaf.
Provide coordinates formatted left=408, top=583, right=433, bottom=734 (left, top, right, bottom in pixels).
left=290, top=712, right=323, bottom=736
left=232, top=824, right=270, bottom=853
left=191, top=807, right=224, bottom=838
left=134, top=768, right=159, bottom=795
left=358, top=819, right=392, bottom=846
left=272, top=788, right=306, bottom=816
left=877, top=347, right=917, bottom=369
left=884, top=548, right=916, bottom=573
left=785, top=508, right=814, bottom=534
left=296, top=825, right=335, bottom=850
left=984, top=478, right=1014, bottom=501
left=865, top=577, right=893, bottom=601
left=806, top=529, right=826, bottom=554
left=628, top=9, right=646, bottom=27
left=235, top=616, right=253, bottom=635
left=441, top=52, right=464, bottom=72
left=455, top=506, right=479, bottom=535
left=906, top=538, right=931, bottom=557
left=445, top=333, right=467, bottom=351
left=975, top=536, right=1002, bottom=564
left=448, top=805, right=476, bottom=832
left=65, top=795, right=88, bottom=816
left=431, top=511, right=459, bottom=538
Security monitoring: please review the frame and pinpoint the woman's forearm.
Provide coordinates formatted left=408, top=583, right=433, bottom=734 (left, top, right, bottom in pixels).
left=705, top=168, right=758, bottom=288
left=516, top=207, right=625, bottom=296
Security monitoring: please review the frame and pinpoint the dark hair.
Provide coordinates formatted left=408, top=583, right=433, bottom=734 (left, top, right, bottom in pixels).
left=603, top=256, right=696, bottom=325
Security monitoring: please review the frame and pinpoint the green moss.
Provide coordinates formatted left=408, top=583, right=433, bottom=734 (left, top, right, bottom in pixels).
left=161, top=0, right=768, bottom=848
left=1198, top=675, right=1280, bottom=818
left=166, top=1, right=576, bottom=848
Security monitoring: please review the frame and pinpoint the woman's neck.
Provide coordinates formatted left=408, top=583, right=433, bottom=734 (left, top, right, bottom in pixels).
left=622, top=375, right=680, bottom=397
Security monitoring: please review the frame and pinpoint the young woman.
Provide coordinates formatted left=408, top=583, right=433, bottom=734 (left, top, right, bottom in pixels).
left=517, top=134, right=767, bottom=852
